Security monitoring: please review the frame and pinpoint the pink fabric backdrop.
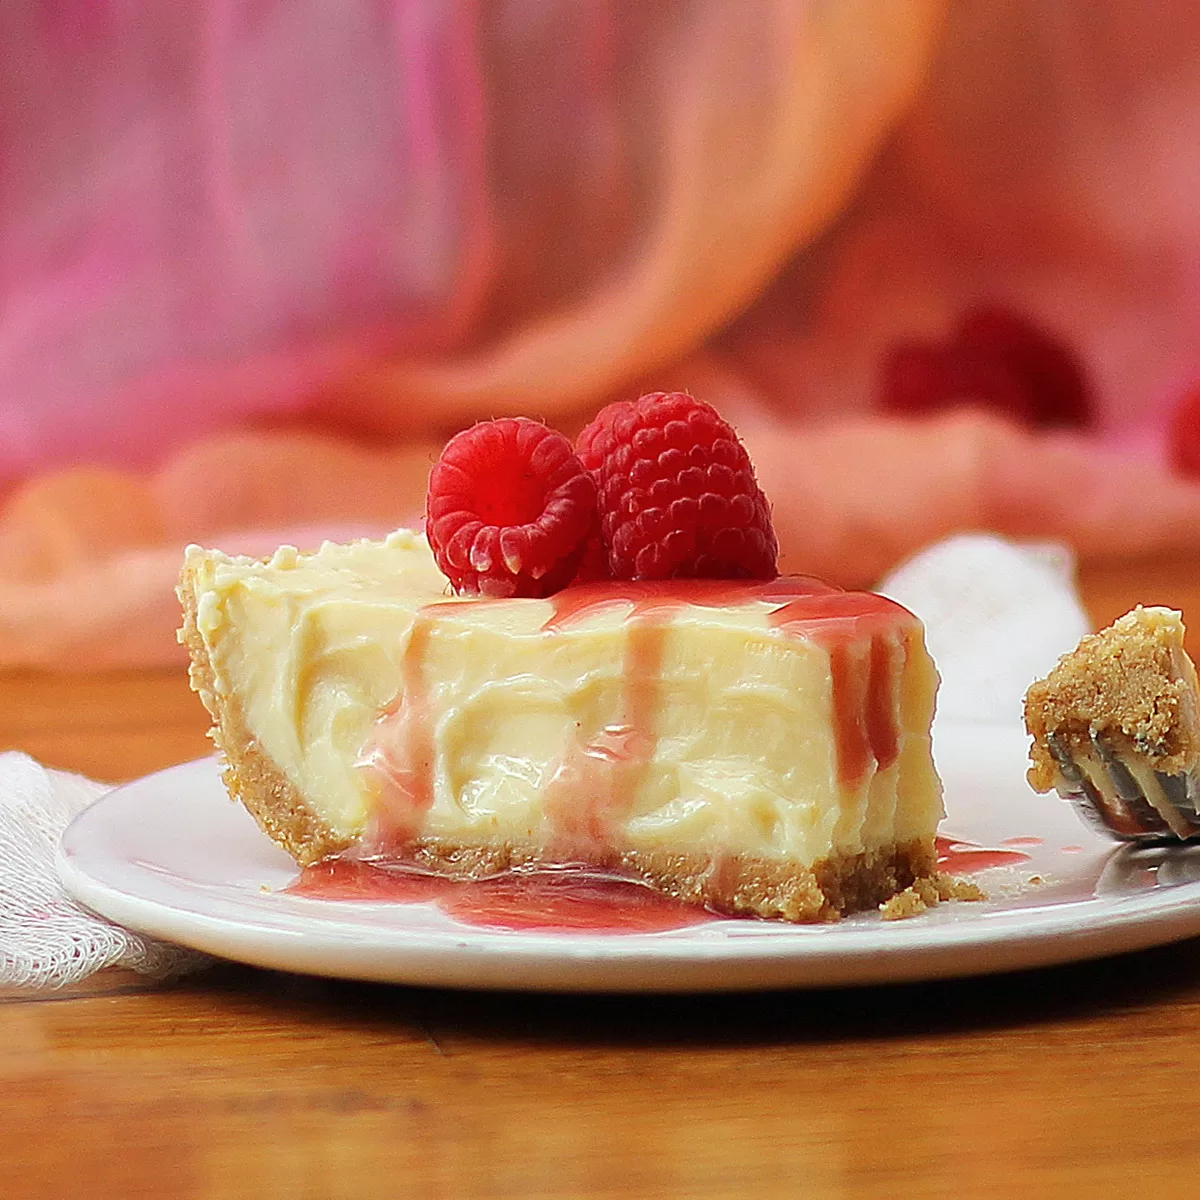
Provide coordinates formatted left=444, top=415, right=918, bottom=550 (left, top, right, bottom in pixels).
left=0, top=0, right=1198, bottom=668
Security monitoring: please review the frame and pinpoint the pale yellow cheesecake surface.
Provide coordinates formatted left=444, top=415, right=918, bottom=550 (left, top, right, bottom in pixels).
left=180, top=531, right=945, bottom=921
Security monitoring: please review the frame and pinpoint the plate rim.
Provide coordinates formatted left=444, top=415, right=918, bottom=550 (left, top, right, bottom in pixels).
left=56, top=754, right=1200, bottom=992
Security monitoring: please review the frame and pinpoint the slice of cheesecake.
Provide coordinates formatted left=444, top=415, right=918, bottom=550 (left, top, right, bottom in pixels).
left=179, top=530, right=945, bottom=921
left=1025, top=606, right=1200, bottom=839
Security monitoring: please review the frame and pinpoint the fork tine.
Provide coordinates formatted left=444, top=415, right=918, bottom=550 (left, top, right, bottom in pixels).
left=1045, top=731, right=1175, bottom=841
left=1093, top=731, right=1200, bottom=839
left=1090, top=733, right=1174, bottom=836
left=1156, top=770, right=1199, bottom=821
left=1152, top=768, right=1200, bottom=836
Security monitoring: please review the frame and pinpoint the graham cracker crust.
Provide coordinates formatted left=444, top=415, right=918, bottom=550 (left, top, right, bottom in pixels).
left=1025, top=606, right=1200, bottom=793
left=394, top=836, right=938, bottom=923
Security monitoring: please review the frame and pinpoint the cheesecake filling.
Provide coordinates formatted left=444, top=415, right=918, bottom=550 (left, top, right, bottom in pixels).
left=354, top=579, right=942, bottom=874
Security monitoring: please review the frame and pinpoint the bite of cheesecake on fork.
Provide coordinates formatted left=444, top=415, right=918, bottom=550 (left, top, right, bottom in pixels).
left=1025, top=606, right=1200, bottom=841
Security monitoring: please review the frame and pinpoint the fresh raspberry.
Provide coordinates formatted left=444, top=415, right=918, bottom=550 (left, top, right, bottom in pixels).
left=1168, top=385, right=1200, bottom=479
left=571, top=530, right=612, bottom=583
left=575, top=391, right=778, bottom=580
left=426, top=417, right=599, bottom=597
left=879, top=306, right=1092, bottom=428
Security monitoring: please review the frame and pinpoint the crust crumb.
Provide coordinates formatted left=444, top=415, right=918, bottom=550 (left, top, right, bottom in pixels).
left=879, top=872, right=985, bottom=921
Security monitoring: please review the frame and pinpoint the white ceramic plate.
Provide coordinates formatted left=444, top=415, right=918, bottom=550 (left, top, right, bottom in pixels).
left=57, top=722, right=1200, bottom=992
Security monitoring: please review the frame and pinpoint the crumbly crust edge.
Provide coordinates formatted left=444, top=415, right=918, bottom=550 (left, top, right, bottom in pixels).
left=177, top=554, right=353, bottom=866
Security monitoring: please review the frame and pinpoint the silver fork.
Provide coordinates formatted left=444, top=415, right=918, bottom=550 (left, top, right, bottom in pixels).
left=1047, top=730, right=1200, bottom=842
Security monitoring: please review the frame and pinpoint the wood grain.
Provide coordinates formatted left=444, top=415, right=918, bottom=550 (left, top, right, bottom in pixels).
left=0, top=670, right=211, bottom=782
left=1078, top=553, right=1200, bottom=659
left=3, top=557, right=1200, bottom=1198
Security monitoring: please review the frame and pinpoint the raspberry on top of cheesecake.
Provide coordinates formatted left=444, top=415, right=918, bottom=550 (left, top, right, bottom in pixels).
left=179, top=393, right=947, bottom=922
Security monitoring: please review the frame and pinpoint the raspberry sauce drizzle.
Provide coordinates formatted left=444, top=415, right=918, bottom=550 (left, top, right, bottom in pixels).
left=539, top=616, right=663, bottom=854
left=358, top=576, right=920, bottom=857
left=540, top=576, right=838, bottom=628
left=539, top=579, right=837, bottom=851
left=358, top=614, right=436, bottom=844
left=936, top=835, right=1033, bottom=873
left=540, top=577, right=849, bottom=848
left=287, top=861, right=716, bottom=933
left=765, top=590, right=917, bottom=786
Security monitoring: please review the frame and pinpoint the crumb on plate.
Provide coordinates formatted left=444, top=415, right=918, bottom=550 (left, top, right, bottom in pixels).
left=880, top=873, right=986, bottom=921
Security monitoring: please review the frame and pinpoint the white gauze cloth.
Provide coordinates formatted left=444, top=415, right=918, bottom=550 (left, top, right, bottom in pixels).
left=0, top=752, right=207, bottom=988
left=0, top=533, right=1090, bottom=989
left=879, top=534, right=1091, bottom=726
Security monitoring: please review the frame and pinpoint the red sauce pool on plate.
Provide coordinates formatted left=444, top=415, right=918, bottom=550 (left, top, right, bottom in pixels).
left=936, top=835, right=1033, bottom=874
left=287, top=861, right=717, bottom=934
left=290, top=859, right=458, bottom=903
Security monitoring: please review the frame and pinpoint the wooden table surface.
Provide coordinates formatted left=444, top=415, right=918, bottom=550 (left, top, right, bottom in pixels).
left=5, top=554, right=1200, bottom=1200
